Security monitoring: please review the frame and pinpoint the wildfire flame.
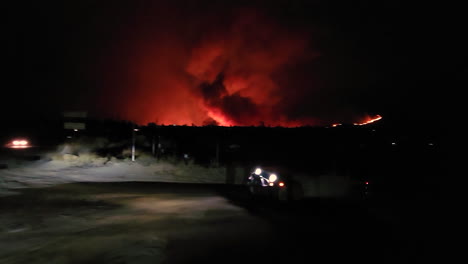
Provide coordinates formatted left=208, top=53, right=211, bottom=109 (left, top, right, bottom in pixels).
left=353, top=115, right=382, bottom=126
left=207, top=110, right=232, bottom=127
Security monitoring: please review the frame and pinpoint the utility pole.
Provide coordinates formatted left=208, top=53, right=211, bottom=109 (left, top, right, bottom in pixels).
left=215, top=140, right=219, bottom=167
left=156, top=135, right=161, bottom=160
left=152, top=135, right=156, bottom=156
left=131, top=124, right=136, bottom=162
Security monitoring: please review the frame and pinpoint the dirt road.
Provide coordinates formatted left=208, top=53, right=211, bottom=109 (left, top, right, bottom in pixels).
left=0, top=181, right=444, bottom=264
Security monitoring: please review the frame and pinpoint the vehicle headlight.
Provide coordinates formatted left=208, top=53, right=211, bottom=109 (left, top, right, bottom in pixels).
left=254, top=168, right=262, bottom=175
left=269, top=174, right=277, bottom=182
left=13, top=140, right=28, bottom=146
left=10, top=139, right=29, bottom=148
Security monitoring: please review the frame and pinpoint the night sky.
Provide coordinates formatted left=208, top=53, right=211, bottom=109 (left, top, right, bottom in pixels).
left=4, top=0, right=466, bottom=127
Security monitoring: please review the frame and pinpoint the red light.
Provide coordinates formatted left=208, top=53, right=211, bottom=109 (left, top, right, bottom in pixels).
left=365, top=181, right=369, bottom=185
left=278, top=182, right=285, bottom=187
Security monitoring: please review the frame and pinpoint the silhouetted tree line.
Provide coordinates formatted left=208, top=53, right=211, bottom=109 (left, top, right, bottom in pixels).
left=2, top=117, right=443, bottom=194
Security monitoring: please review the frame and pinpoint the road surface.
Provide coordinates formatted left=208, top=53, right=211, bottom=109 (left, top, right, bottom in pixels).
left=0, top=181, right=443, bottom=264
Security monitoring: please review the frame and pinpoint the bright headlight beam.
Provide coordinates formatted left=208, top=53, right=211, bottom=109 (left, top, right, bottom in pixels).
left=9, top=138, right=30, bottom=149
left=254, top=168, right=262, bottom=175
left=12, top=140, right=28, bottom=146
left=269, top=174, right=277, bottom=182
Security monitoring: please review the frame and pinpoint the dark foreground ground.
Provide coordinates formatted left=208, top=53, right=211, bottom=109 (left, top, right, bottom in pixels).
left=0, top=181, right=446, bottom=264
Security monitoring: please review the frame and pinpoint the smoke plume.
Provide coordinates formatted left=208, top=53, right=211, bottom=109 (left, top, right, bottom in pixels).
left=96, top=2, right=372, bottom=126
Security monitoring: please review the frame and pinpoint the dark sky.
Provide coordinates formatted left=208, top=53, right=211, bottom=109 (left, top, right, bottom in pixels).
left=4, top=0, right=466, bottom=127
